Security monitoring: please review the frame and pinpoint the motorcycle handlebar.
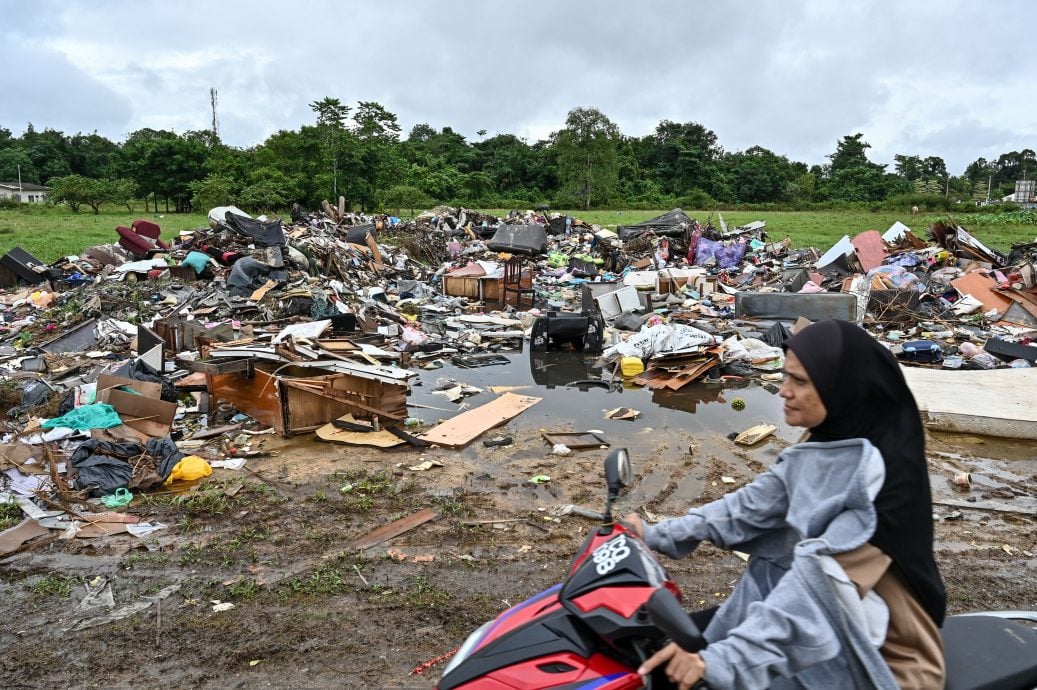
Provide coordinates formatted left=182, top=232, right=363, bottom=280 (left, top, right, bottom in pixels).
left=647, top=589, right=706, bottom=653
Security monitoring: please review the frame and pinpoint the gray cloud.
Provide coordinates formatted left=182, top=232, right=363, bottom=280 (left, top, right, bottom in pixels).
left=1, top=0, right=1034, bottom=174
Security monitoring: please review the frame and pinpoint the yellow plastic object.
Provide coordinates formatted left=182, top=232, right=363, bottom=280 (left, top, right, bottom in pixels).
left=620, top=357, right=645, bottom=378
left=165, top=455, right=213, bottom=484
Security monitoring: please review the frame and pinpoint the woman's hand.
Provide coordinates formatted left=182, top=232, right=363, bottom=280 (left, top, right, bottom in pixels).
left=638, top=642, right=706, bottom=690
left=621, top=512, right=645, bottom=538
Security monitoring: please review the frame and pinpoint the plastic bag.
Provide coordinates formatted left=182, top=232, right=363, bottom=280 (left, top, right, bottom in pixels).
left=41, top=403, right=122, bottom=430
left=164, top=455, right=213, bottom=484
left=694, top=237, right=718, bottom=266
left=401, top=324, right=428, bottom=346
left=715, top=241, right=747, bottom=269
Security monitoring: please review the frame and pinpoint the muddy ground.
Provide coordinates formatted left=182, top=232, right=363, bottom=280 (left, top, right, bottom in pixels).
left=2, top=395, right=1035, bottom=689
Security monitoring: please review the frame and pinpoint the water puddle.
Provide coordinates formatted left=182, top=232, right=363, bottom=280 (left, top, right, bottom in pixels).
left=407, top=351, right=797, bottom=461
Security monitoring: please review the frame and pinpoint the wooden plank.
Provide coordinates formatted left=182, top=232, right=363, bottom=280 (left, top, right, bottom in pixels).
left=419, top=392, right=541, bottom=447
left=349, top=508, right=437, bottom=550
left=901, top=365, right=1037, bottom=439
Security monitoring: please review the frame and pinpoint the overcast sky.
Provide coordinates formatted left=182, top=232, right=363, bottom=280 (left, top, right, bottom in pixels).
left=2, top=0, right=1034, bottom=173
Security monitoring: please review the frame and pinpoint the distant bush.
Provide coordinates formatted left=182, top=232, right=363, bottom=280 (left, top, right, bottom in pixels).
left=0, top=197, right=21, bottom=210
left=879, top=193, right=953, bottom=212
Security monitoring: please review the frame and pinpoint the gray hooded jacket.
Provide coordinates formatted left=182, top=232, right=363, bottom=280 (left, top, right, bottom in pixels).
left=644, top=439, right=899, bottom=690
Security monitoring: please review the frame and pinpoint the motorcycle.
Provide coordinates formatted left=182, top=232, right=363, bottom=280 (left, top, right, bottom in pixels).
left=436, top=449, right=1037, bottom=690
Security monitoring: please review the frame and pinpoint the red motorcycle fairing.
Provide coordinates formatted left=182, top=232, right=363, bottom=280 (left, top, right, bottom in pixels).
left=437, top=603, right=642, bottom=690
left=438, top=525, right=681, bottom=690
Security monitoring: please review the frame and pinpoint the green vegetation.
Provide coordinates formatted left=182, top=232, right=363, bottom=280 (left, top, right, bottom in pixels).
left=404, top=574, right=452, bottom=609
left=28, top=573, right=78, bottom=599
left=0, top=501, right=22, bottom=530
left=2, top=108, right=1033, bottom=226
left=281, top=562, right=350, bottom=598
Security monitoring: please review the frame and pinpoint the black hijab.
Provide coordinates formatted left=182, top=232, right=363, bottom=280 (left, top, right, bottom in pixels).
left=786, top=319, right=946, bottom=626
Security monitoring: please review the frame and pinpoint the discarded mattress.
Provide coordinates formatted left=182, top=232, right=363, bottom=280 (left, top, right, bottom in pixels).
left=486, top=224, right=548, bottom=255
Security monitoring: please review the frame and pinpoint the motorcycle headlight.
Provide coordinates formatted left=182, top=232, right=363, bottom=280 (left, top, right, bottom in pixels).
left=441, top=620, right=494, bottom=678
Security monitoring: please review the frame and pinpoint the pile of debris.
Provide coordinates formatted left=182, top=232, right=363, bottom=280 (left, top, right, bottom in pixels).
left=3, top=203, right=1037, bottom=553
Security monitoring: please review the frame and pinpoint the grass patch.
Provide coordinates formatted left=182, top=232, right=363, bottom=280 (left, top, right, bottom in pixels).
left=280, top=563, right=350, bottom=598
left=404, top=574, right=452, bottom=609
left=337, top=469, right=401, bottom=513
left=433, top=492, right=470, bottom=517
left=28, top=573, right=78, bottom=599
left=226, top=578, right=261, bottom=601
left=0, top=501, right=22, bottom=530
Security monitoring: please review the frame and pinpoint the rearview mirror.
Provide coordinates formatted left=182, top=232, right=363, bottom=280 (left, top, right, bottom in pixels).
left=604, top=448, right=632, bottom=495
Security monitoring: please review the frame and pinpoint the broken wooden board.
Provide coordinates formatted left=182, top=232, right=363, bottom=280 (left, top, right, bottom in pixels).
left=315, top=414, right=405, bottom=448
left=419, top=392, right=541, bottom=447
left=902, top=365, right=1037, bottom=440
left=349, top=507, right=437, bottom=550
left=734, top=423, right=778, bottom=446
left=633, top=357, right=719, bottom=391
left=250, top=279, right=278, bottom=301
left=541, top=431, right=609, bottom=449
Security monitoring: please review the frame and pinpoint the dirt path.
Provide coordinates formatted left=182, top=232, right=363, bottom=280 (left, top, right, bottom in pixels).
left=2, top=428, right=1034, bottom=688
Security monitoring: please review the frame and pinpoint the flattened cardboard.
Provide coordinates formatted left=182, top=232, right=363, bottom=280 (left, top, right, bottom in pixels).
left=0, top=518, right=50, bottom=556
left=419, top=392, right=541, bottom=447
left=96, top=374, right=161, bottom=400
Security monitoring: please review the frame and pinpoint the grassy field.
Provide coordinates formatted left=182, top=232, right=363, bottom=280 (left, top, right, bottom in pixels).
left=0, top=206, right=209, bottom=262
left=501, top=209, right=1037, bottom=255
left=2, top=205, right=1035, bottom=264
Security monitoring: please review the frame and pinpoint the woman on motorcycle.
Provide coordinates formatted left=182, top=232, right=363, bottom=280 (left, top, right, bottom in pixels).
left=626, top=319, right=946, bottom=689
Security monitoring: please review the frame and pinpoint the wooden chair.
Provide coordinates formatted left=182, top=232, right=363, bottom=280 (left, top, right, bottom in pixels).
left=502, top=256, right=535, bottom=308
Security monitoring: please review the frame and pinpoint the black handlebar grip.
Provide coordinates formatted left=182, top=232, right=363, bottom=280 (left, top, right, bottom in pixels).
left=647, top=589, right=706, bottom=653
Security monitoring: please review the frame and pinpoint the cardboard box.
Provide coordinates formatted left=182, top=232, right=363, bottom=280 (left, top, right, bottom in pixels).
left=95, top=374, right=176, bottom=438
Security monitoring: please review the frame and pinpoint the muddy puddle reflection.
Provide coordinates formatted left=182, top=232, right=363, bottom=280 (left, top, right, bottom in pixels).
left=407, top=351, right=796, bottom=463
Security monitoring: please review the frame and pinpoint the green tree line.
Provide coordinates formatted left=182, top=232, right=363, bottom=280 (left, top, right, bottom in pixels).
left=1, top=102, right=1033, bottom=214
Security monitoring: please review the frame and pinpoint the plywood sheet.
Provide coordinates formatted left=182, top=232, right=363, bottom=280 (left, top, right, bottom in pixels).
left=315, top=415, right=405, bottom=448
left=901, top=365, right=1037, bottom=439
left=419, top=392, right=541, bottom=447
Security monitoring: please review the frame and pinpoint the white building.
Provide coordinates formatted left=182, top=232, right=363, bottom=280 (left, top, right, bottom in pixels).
left=0, top=182, right=50, bottom=203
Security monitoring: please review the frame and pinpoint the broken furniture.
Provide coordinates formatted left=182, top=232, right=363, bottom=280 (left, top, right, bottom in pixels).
left=502, top=256, right=535, bottom=308
left=530, top=310, right=605, bottom=353
left=117, top=220, right=170, bottom=258
left=0, top=247, right=56, bottom=287
left=193, top=352, right=416, bottom=437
